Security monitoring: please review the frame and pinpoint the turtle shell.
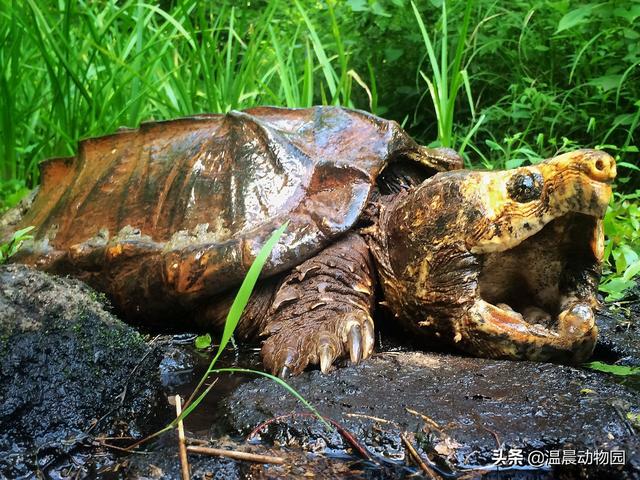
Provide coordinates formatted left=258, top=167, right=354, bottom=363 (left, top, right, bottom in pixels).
left=14, top=106, right=456, bottom=321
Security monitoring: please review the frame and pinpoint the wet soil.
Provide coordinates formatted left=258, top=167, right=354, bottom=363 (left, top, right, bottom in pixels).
left=226, top=351, right=639, bottom=479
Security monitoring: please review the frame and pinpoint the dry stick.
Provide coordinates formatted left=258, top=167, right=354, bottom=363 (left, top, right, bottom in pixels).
left=345, top=412, right=396, bottom=426
left=186, top=437, right=209, bottom=446
left=175, top=395, right=191, bottom=480
left=86, top=335, right=161, bottom=435
left=186, top=446, right=285, bottom=465
left=405, top=407, right=442, bottom=431
left=97, top=440, right=151, bottom=454
left=400, top=433, right=441, bottom=480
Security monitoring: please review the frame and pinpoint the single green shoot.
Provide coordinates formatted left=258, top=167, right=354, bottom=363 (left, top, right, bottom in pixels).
left=194, top=333, right=212, bottom=350
left=0, top=226, right=34, bottom=264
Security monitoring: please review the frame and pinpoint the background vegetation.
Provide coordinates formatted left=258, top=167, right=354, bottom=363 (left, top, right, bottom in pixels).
left=0, top=0, right=638, bottom=297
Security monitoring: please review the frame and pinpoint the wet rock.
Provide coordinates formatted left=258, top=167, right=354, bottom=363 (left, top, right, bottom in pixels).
left=595, top=290, right=640, bottom=366
left=226, top=351, right=640, bottom=479
left=158, top=336, right=197, bottom=389
left=0, top=264, right=165, bottom=478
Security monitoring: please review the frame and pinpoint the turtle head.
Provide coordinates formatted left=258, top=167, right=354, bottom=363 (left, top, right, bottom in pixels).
left=371, top=149, right=616, bottom=363
left=466, top=149, right=615, bottom=255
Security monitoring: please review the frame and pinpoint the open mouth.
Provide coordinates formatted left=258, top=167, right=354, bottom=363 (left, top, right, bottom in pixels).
left=477, top=212, right=601, bottom=330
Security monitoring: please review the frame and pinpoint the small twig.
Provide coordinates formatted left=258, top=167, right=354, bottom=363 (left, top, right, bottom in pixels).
left=175, top=395, right=190, bottom=480
left=478, top=423, right=501, bottom=450
left=345, top=412, right=396, bottom=426
left=86, top=335, right=161, bottom=434
left=186, top=437, right=209, bottom=446
left=96, top=440, right=151, bottom=454
left=400, top=433, right=441, bottom=480
left=405, top=408, right=442, bottom=431
left=614, top=405, right=637, bottom=437
left=118, top=335, right=161, bottom=404
left=94, top=436, right=135, bottom=441
left=186, top=446, right=285, bottom=464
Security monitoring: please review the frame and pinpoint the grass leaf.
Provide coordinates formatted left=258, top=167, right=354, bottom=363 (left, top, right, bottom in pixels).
left=585, top=361, right=640, bottom=376
left=212, top=222, right=289, bottom=366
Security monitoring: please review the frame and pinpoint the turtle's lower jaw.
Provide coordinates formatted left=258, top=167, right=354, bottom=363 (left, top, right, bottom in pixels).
left=470, top=212, right=602, bottom=363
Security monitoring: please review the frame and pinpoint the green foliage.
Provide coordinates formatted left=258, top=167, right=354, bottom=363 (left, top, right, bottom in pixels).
left=459, top=0, right=640, bottom=169
left=0, top=226, right=34, bottom=264
left=585, top=361, right=640, bottom=376
left=194, top=333, right=212, bottom=350
left=0, top=0, right=366, bottom=194
left=411, top=0, right=480, bottom=150
left=600, top=190, right=640, bottom=301
left=0, top=179, right=30, bottom=212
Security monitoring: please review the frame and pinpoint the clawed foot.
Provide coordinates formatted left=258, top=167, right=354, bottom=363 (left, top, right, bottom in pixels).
left=258, top=233, right=376, bottom=377
left=261, top=311, right=375, bottom=378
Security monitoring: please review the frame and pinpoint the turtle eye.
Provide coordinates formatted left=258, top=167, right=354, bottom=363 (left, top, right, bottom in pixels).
left=507, top=172, right=543, bottom=203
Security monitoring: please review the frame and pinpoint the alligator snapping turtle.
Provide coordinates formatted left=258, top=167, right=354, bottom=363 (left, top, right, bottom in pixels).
left=4, top=107, right=616, bottom=376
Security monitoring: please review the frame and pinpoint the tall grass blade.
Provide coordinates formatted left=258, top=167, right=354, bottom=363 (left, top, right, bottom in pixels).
left=185, top=222, right=289, bottom=407
left=294, top=0, right=337, bottom=99
left=212, top=368, right=332, bottom=430
left=213, top=222, right=289, bottom=365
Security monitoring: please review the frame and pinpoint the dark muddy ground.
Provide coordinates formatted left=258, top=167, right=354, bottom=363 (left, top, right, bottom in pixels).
left=0, top=265, right=166, bottom=478
left=1, top=265, right=638, bottom=479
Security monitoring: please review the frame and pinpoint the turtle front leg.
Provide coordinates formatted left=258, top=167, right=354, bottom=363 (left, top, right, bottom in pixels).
left=260, top=233, right=376, bottom=377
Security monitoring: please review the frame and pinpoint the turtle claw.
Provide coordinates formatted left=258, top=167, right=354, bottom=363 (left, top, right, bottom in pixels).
left=347, top=324, right=363, bottom=364
left=268, top=349, right=299, bottom=378
left=259, top=233, right=375, bottom=376
left=319, top=342, right=337, bottom=374
left=362, top=319, right=375, bottom=359
left=278, top=365, right=291, bottom=379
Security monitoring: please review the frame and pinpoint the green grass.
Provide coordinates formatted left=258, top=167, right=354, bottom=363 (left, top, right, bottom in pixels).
left=0, top=0, right=637, bottom=295
left=0, top=0, right=363, bottom=196
left=411, top=0, right=481, bottom=151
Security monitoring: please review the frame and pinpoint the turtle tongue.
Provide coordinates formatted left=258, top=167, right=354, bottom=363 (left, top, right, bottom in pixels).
left=590, top=218, right=604, bottom=262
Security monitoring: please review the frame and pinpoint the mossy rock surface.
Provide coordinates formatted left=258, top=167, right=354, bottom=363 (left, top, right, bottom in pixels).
left=0, top=264, right=164, bottom=478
